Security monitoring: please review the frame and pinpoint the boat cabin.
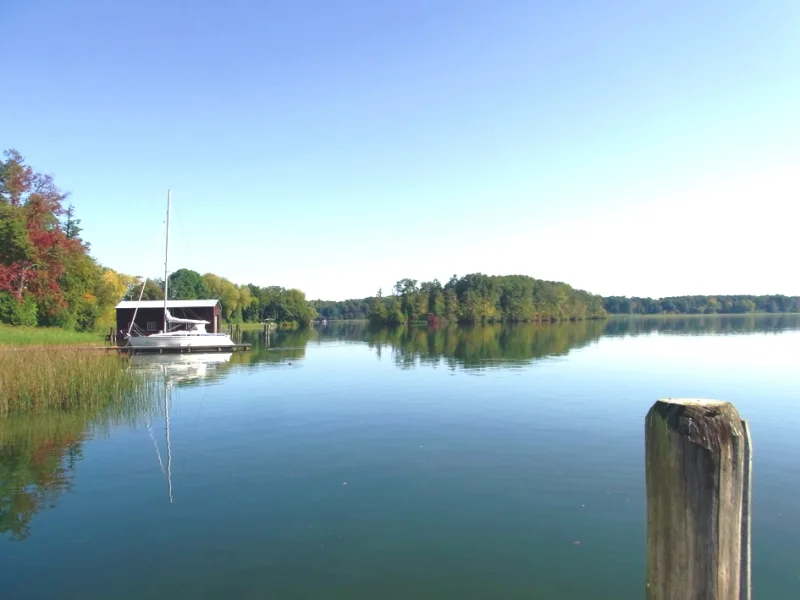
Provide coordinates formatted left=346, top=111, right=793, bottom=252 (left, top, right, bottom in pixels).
left=115, top=299, right=222, bottom=336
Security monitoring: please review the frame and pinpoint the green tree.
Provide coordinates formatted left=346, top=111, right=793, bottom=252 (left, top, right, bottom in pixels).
left=0, top=204, right=32, bottom=266
left=125, top=278, right=164, bottom=301
left=202, top=273, right=240, bottom=320
left=62, top=204, right=82, bottom=240
left=168, top=269, right=209, bottom=300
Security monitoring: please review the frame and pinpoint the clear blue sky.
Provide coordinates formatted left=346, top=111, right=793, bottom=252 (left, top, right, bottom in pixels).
left=2, top=0, right=798, bottom=300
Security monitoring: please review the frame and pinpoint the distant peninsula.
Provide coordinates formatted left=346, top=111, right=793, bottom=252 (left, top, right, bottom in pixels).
left=311, top=276, right=800, bottom=326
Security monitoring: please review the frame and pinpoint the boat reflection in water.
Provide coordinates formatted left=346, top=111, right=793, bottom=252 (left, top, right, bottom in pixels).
left=129, top=353, right=233, bottom=504
left=129, top=351, right=233, bottom=385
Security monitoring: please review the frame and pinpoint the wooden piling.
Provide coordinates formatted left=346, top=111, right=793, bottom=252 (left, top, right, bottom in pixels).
left=645, top=398, right=752, bottom=600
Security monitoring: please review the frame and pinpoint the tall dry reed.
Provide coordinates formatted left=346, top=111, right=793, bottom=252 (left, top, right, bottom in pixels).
left=0, top=348, right=154, bottom=416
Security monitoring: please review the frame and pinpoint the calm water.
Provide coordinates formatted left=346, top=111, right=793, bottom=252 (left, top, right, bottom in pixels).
left=2, top=316, right=799, bottom=599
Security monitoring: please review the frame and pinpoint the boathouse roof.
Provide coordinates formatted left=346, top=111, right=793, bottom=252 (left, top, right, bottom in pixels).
left=115, top=299, right=221, bottom=309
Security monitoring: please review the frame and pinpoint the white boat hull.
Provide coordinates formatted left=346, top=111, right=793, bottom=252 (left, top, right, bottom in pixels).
left=127, top=332, right=236, bottom=350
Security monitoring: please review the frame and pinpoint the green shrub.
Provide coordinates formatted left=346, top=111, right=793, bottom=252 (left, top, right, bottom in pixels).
left=0, top=293, right=38, bottom=327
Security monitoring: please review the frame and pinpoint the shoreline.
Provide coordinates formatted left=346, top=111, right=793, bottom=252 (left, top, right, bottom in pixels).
left=607, top=312, right=800, bottom=319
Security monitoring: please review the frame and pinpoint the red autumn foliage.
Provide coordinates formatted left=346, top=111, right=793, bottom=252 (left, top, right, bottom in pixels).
left=0, top=150, right=84, bottom=318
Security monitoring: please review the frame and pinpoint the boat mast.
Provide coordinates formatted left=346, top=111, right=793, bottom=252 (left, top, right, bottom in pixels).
left=163, top=190, right=171, bottom=333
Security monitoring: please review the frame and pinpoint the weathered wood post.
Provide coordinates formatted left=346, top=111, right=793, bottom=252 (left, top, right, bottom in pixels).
left=645, top=398, right=752, bottom=600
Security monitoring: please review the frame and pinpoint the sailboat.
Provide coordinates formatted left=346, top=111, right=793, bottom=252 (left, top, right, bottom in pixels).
left=125, top=190, right=236, bottom=351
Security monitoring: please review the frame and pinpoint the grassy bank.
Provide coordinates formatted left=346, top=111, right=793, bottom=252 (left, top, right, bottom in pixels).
left=232, top=322, right=274, bottom=331
left=0, top=324, right=103, bottom=346
left=0, top=347, right=155, bottom=416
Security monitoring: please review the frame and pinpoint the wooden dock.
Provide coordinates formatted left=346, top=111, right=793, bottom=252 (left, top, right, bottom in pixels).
left=96, top=344, right=251, bottom=354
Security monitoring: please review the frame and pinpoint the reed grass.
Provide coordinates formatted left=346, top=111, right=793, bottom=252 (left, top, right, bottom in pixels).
left=0, top=347, right=157, bottom=416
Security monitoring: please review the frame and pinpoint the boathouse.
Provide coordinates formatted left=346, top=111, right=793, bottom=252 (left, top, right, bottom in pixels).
left=115, top=299, right=222, bottom=335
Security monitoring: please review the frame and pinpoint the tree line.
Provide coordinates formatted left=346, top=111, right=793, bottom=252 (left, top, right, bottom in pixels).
left=313, top=289, right=800, bottom=323
left=3, top=150, right=798, bottom=332
left=311, top=298, right=371, bottom=321
left=603, top=295, right=800, bottom=315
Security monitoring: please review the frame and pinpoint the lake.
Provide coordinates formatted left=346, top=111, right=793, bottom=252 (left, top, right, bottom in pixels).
left=2, top=316, right=799, bottom=599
